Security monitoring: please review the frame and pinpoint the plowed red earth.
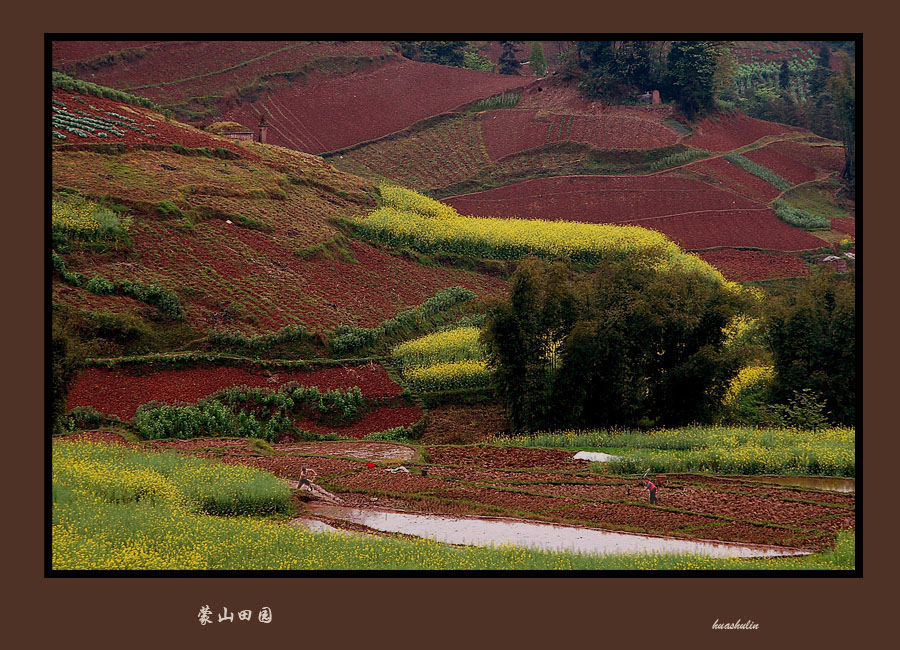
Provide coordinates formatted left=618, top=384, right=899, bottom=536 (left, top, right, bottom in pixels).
left=479, top=109, right=680, bottom=160
left=294, top=404, right=425, bottom=439
left=830, top=218, right=856, bottom=237
left=697, top=249, right=809, bottom=281
left=630, top=209, right=826, bottom=251
left=691, top=157, right=783, bottom=202
left=63, top=433, right=853, bottom=551
left=67, top=363, right=402, bottom=419
left=685, top=113, right=800, bottom=151
left=743, top=143, right=819, bottom=185
left=445, top=175, right=761, bottom=222
left=220, top=58, right=529, bottom=153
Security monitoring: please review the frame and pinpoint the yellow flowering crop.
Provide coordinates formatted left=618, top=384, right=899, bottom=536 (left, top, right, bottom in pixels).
left=404, top=359, right=492, bottom=391
left=393, top=326, right=484, bottom=367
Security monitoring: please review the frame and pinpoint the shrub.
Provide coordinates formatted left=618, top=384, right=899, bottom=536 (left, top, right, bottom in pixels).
left=772, top=199, right=831, bottom=230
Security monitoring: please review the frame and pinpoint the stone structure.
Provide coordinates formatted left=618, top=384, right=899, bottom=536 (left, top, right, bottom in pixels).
left=258, top=116, right=268, bottom=144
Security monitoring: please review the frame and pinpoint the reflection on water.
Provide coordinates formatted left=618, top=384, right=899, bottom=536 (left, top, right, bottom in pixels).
left=742, top=476, right=855, bottom=493
left=308, top=505, right=810, bottom=558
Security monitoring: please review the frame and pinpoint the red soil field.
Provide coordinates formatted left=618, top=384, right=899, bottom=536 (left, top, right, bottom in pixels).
left=479, top=109, right=680, bottom=160
left=67, top=363, right=403, bottom=420
left=743, top=143, right=819, bottom=185
left=830, top=218, right=856, bottom=237
left=52, top=41, right=161, bottom=65
left=52, top=90, right=252, bottom=157
left=691, top=157, right=783, bottom=203
left=765, top=140, right=845, bottom=174
left=295, top=404, right=425, bottom=439
left=220, top=57, right=529, bottom=153
left=631, top=209, right=826, bottom=251
left=54, top=42, right=388, bottom=101
left=686, top=113, right=799, bottom=151
left=122, top=219, right=506, bottom=334
left=52, top=284, right=149, bottom=316
left=698, top=249, right=810, bottom=281
left=445, top=175, right=761, bottom=222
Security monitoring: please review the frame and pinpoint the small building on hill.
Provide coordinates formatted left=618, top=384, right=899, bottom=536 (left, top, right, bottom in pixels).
left=205, top=121, right=253, bottom=141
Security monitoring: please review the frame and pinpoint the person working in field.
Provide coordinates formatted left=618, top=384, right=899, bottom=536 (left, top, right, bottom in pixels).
left=640, top=477, right=658, bottom=505
left=296, top=466, right=344, bottom=504
left=297, top=466, right=317, bottom=492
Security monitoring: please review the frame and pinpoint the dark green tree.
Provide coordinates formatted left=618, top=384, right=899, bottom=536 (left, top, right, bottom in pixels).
left=765, top=269, right=856, bottom=425
left=818, top=45, right=832, bottom=69
left=779, top=60, right=791, bottom=89
left=498, top=41, right=522, bottom=75
left=400, top=41, right=468, bottom=68
left=665, top=41, right=722, bottom=119
left=829, top=70, right=856, bottom=188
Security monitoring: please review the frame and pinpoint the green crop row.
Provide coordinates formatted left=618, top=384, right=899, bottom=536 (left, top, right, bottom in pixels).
left=772, top=199, right=831, bottom=230
left=723, top=153, right=792, bottom=191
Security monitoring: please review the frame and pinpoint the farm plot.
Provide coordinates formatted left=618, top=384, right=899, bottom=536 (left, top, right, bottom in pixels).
left=630, top=209, right=826, bottom=251
left=830, top=218, right=856, bottom=237
left=690, top=157, right=783, bottom=203
left=697, top=249, right=810, bottom=281
left=329, top=115, right=490, bottom=189
left=743, top=141, right=831, bottom=185
left=444, top=175, right=762, bottom=223
left=56, top=41, right=390, bottom=106
left=67, top=363, right=403, bottom=420
left=51, top=90, right=251, bottom=156
left=294, top=404, right=425, bottom=439
left=219, top=57, right=529, bottom=153
left=686, top=113, right=800, bottom=151
left=479, top=109, right=681, bottom=161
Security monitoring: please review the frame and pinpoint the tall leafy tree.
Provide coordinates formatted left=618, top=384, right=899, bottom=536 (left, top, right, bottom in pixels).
left=829, top=69, right=856, bottom=187
left=765, top=270, right=856, bottom=425
left=666, top=40, right=723, bottom=119
left=779, top=60, right=791, bottom=89
left=529, top=41, right=547, bottom=77
left=498, top=41, right=522, bottom=75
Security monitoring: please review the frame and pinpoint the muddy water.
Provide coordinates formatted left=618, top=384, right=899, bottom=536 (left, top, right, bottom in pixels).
left=308, top=505, right=810, bottom=558
left=274, top=441, right=416, bottom=462
left=741, top=476, right=855, bottom=493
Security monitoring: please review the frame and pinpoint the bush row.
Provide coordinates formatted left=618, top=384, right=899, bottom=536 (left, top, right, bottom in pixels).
left=52, top=71, right=160, bottom=111
left=330, top=286, right=476, bottom=354
left=52, top=251, right=184, bottom=320
left=772, top=199, right=831, bottom=230
left=205, top=324, right=314, bottom=352
left=133, top=383, right=366, bottom=442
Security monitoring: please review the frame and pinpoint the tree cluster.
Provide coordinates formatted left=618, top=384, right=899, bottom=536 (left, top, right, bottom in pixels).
left=482, top=259, right=755, bottom=431
left=765, top=270, right=856, bottom=426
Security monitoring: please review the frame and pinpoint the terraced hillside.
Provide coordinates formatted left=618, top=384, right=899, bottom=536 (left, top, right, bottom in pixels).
left=51, top=85, right=506, bottom=356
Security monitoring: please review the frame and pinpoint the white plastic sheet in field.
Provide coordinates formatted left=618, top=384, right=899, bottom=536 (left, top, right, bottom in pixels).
left=573, top=451, right=621, bottom=462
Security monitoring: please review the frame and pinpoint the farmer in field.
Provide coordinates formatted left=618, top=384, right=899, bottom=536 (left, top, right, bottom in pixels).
left=296, top=466, right=344, bottom=504
left=641, top=477, right=658, bottom=505
left=297, top=466, right=317, bottom=492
